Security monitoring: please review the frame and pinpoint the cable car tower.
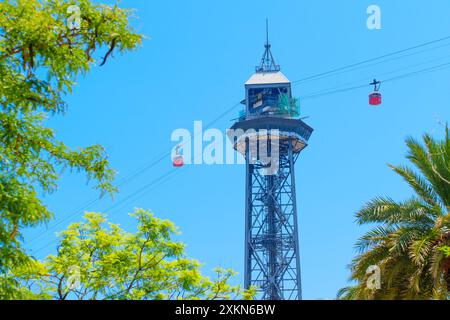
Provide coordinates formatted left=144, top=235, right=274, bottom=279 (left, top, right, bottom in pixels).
left=228, top=22, right=313, bottom=300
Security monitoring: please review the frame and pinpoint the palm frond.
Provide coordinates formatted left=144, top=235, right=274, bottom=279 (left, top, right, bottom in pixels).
left=355, top=225, right=395, bottom=253
left=340, top=129, right=450, bottom=299
left=356, top=197, right=402, bottom=225
left=356, top=197, right=436, bottom=226
left=350, top=245, right=390, bottom=280
left=389, top=227, right=422, bottom=254
left=408, top=232, right=438, bottom=266
left=406, top=135, right=450, bottom=207
left=388, top=164, right=440, bottom=208
left=336, top=286, right=358, bottom=300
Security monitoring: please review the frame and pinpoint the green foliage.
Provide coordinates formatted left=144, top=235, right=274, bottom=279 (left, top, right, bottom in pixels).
left=277, top=94, right=300, bottom=117
left=441, top=246, right=450, bottom=257
left=0, top=0, right=252, bottom=301
left=339, top=127, right=450, bottom=300
left=10, top=209, right=255, bottom=300
left=0, top=0, right=142, bottom=113
left=0, top=0, right=142, bottom=297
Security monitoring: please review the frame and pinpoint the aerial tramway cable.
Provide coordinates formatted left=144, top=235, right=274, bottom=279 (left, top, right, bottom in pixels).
left=292, top=34, right=450, bottom=85
left=29, top=35, right=450, bottom=252
left=27, top=100, right=242, bottom=246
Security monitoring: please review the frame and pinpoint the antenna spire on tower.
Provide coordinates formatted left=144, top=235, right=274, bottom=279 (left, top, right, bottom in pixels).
left=256, top=19, right=280, bottom=73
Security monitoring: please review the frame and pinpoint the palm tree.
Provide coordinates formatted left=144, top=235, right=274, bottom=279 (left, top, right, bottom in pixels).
left=338, top=128, right=450, bottom=300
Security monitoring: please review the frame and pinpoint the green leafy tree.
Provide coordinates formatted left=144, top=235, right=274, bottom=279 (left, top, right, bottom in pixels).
left=0, top=0, right=142, bottom=297
left=339, top=128, right=450, bottom=300
left=11, top=209, right=255, bottom=300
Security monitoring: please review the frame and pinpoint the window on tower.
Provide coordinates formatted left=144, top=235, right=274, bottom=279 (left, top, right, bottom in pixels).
left=248, top=87, right=289, bottom=115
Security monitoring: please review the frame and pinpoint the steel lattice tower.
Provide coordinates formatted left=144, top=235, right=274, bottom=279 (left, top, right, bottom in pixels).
left=228, top=22, right=313, bottom=300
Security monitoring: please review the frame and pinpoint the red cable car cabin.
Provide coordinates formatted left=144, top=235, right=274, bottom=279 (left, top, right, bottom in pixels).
left=369, top=79, right=382, bottom=106
left=173, top=155, right=184, bottom=167
left=369, top=91, right=382, bottom=106
left=172, top=145, right=184, bottom=167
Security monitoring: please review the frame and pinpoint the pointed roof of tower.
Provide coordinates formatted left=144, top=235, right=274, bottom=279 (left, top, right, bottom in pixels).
left=255, top=19, right=280, bottom=73
left=245, top=71, right=290, bottom=85
left=246, top=20, right=289, bottom=86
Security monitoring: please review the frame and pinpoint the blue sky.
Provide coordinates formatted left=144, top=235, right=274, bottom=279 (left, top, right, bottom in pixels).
left=24, top=0, right=450, bottom=299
